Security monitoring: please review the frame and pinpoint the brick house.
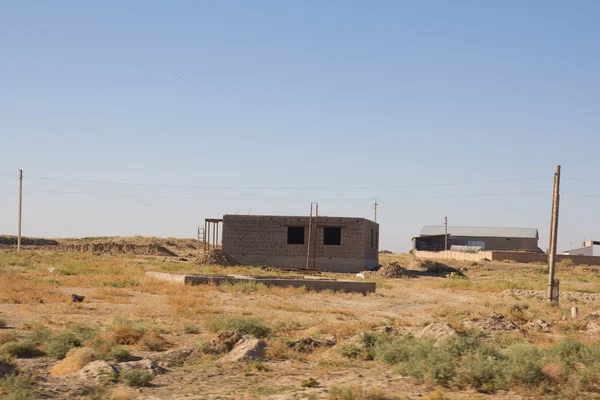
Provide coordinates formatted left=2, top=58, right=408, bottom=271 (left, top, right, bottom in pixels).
left=221, top=215, right=379, bottom=273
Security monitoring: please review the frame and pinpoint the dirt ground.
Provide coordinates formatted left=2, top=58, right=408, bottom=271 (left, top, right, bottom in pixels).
left=1, top=246, right=600, bottom=399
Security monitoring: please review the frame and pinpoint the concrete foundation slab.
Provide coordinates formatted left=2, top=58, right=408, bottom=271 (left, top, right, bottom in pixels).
left=145, top=271, right=375, bottom=294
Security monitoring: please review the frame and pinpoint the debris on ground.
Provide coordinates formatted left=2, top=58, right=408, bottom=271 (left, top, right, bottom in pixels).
left=149, top=347, right=197, bottom=368
left=413, top=260, right=465, bottom=277
left=201, top=331, right=244, bottom=354
left=71, top=294, right=85, bottom=303
left=114, top=359, right=166, bottom=376
left=362, top=261, right=415, bottom=278
left=288, top=336, right=337, bottom=353
left=525, top=319, right=553, bottom=333
left=461, top=312, right=522, bottom=335
left=219, top=338, right=267, bottom=362
left=195, top=249, right=239, bottom=266
left=584, top=312, right=600, bottom=332
left=416, top=323, right=458, bottom=344
left=502, top=289, right=600, bottom=303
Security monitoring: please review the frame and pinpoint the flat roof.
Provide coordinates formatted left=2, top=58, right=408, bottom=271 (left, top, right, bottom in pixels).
left=420, top=226, right=538, bottom=239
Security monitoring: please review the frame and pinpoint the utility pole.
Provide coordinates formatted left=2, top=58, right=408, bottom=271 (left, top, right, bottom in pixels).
left=444, top=216, right=448, bottom=251
left=373, top=199, right=378, bottom=222
left=17, top=169, right=23, bottom=252
left=548, top=165, right=561, bottom=306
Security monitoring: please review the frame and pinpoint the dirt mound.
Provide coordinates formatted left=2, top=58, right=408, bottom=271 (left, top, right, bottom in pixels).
left=196, top=249, right=238, bottom=266
left=461, top=312, right=522, bottom=336
left=525, top=319, right=553, bottom=333
left=363, top=261, right=415, bottom=278
left=288, top=336, right=336, bottom=353
left=414, top=260, right=465, bottom=277
left=220, top=338, right=267, bottom=362
left=416, top=323, right=458, bottom=344
left=502, top=289, right=600, bottom=303
left=57, top=243, right=177, bottom=256
left=201, top=331, right=244, bottom=354
left=0, top=236, right=59, bottom=246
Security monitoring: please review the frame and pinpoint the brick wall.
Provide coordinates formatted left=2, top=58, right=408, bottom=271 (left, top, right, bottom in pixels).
left=222, top=215, right=378, bottom=271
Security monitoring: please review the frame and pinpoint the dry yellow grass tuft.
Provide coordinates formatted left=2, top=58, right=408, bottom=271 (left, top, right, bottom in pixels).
left=110, top=386, right=136, bottom=400
left=0, top=331, right=18, bottom=345
left=0, top=274, right=64, bottom=304
left=50, top=347, right=95, bottom=376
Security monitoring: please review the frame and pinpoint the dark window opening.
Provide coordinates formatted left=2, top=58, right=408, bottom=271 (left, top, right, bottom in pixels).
left=287, top=226, right=305, bottom=245
left=371, top=229, right=374, bottom=248
left=376, top=232, right=379, bottom=249
left=324, top=227, right=342, bottom=246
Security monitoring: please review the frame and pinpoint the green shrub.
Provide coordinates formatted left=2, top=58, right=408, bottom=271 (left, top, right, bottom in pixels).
left=183, top=325, right=200, bottom=334
left=46, top=331, right=81, bottom=360
left=549, top=338, right=587, bottom=369
left=0, top=319, right=6, bottom=329
left=66, top=323, right=98, bottom=342
left=454, top=349, right=507, bottom=392
left=301, top=377, right=320, bottom=388
left=120, top=369, right=153, bottom=387
left=0, top=374, right=35, bottom=400
left=504, top=343, right=543, bottom=386
left=337, top=343, right=363, bottom=359
left=108, top=347, right=132, bottom=362
left=26, top=327, right=51, bottom=346
left=0, top=341, right=42, bottom=358
left=209, top=317, right=271, bottom=338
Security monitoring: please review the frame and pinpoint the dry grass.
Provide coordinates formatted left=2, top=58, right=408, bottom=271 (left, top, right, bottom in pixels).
left=50, top=347, right=95, bottom=376
left=0, top=332, right=18, bottom=346
left=0, top=274, right=64, bottom=304
left=110, top=386, right=136, bottom=400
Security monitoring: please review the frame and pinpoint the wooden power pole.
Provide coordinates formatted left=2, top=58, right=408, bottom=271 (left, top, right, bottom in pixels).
left=17, top=169, right=23, bottom=252
left=548, top=165, right=561, bottom=306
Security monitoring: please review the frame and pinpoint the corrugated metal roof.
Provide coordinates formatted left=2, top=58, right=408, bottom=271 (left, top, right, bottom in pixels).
left=420, top=226, right=538, bottom=239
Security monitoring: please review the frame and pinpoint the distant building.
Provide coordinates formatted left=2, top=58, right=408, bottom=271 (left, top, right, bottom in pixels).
left=413, top=226, right=540, bottom=252
left=563, top=241, right=600, bottom=256
left=222, top=215, right=379, bottom=273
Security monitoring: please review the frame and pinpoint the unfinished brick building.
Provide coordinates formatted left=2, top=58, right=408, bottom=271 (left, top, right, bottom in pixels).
left=221, top=215, right=379, bottom=273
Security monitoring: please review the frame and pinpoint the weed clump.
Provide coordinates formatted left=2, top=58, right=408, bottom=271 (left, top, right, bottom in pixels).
left=209, top=316, right=271, bottom=338
left=120, top=369, right=153, bottom=387
left=0, top=374, right=35, bottom=400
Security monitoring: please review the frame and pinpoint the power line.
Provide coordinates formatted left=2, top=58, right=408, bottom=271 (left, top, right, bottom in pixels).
left=0, top=186, right=551, bottom=202
left=563, top=192, right=600, bottom=199
left=23, top=174, right=551, bottom=191
left=564, top=177, right=600, bottom=185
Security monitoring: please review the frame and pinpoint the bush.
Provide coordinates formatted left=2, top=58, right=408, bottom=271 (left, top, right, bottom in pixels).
left=26, top=327, right=51, bottom=346
left=504, top=343, right=543, bottom=386
left=138, top=331, right=169, bottom=352
left=0, top=341, right=42, bottom=358
left=549, top=338, right=587, bottom=369
left=108, top=347, right=132, bottom=362
left=209, top=317, right=271, bottom=338
left=46, top=331, right=81, bottom=360
left=337, top=343, right=363, bottom=359
left=50, top=347, right=95, bottom=376
left=0, top=332, right=18, bottom=346
left=120, top=369, right=153, bottom=387
left=454, top=350, right=507, bottom=392
left=184, top=325, right=200, bottom=334
left=301, top=377, right=320, bottom=388
left=0, top=319, right=6, bottom=329
left=0, top=374, right=35, bottom=400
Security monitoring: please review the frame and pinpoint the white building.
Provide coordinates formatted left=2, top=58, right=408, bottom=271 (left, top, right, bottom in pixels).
left=563, top=241, right=600, bottom=256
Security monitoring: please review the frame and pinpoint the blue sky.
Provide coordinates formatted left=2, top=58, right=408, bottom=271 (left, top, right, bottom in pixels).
left=1, top=0, right=600, bottom=252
